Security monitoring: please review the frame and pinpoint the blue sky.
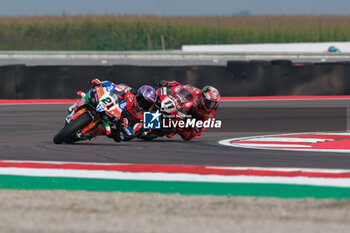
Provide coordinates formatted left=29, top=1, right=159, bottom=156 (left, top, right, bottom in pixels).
left=1, top=0, right=350, bottom=16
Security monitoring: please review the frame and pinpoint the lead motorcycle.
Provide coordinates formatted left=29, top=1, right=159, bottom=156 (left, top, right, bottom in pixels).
left=53, top=83, right=127, bottom=144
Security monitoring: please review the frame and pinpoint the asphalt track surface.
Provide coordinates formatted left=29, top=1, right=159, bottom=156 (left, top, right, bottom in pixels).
left=2, top=99, right=350, bottom=169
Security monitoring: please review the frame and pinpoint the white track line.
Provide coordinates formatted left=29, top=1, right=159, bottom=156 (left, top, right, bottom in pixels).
left=1, top=167, right=350, bottom=187
left=206, top=166, right=350, bottom=173
left=233, top=143, right=311, bottom=148
left=218, top=132, right=350, bottom=153
left=241, top=137, right=328, bottom=143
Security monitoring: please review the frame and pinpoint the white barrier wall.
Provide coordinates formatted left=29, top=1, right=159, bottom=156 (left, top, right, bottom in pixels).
left=182, top=42, right=350, bottom=53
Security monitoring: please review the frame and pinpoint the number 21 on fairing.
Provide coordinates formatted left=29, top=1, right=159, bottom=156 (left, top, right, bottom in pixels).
left=97, top=94, right=116, bottom=112
left=101, top=97, right=115, bottom=110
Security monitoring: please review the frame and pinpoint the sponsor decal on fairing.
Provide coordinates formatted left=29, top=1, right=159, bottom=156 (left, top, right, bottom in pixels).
left=118, top=101, right=127, bottom=110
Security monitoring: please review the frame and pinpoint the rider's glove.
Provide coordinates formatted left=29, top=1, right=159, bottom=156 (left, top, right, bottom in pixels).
left=121, top=118, right=128, bottom=127
left=91, top=79, right=101, bottom=86
left=157, top=80, right=168, bottom=87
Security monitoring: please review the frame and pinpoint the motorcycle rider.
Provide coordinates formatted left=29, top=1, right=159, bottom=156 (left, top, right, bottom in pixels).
left=121, top=84, right=157, bottom=141
left=91, top=79, right=157, bottom=142
left=178, top=84, right=220, bottom=140
left=157, top=80, right=220, bottom=141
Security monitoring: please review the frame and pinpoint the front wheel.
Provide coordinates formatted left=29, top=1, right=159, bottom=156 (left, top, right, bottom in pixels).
left=53, top=112, right=92, bottom=144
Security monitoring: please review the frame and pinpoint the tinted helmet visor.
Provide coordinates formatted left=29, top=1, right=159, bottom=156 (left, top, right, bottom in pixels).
left=136, top=95, right=153, bottom=111
left=204, top=98, right=218, bottom=110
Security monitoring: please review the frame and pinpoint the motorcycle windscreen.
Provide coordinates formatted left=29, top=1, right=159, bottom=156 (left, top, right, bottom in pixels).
left=178, top=88, right=193, bottom=102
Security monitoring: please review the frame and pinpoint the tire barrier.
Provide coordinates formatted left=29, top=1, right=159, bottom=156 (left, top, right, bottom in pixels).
left=270, top=59, right=293, bottom=65
left=0, top=62, right=349, bottom=99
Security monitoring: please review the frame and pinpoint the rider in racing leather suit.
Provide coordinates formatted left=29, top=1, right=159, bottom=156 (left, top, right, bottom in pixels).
left=121, top=84, right=157, bottom=141
left=91, top=79, right=156, bottom=142
left=157, top=80, right=220, bottom=141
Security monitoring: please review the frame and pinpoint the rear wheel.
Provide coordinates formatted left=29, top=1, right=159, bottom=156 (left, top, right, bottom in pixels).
left=53, top=112, right=92, bottom=144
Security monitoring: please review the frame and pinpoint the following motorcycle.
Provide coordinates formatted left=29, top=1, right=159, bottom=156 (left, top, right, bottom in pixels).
left=138, top=86, right=191, bottom=140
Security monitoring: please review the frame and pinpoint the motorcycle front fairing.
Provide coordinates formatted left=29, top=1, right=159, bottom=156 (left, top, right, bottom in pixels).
left=66, top=89, right=96, bottom=123
left=62, top=84, right=128, bottom=141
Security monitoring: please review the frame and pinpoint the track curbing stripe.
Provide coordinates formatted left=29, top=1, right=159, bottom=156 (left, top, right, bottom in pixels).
left=219, top=132, right=350, bottom=153
left=0, top=160, right=349, bottom=197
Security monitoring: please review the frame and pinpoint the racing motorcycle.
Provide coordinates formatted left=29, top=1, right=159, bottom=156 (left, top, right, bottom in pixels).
left=53, top=83, right=127, bottom=144
left=138, top=86, right=191, bottom=140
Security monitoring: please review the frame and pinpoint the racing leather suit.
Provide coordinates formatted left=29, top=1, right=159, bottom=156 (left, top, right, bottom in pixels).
left=158, top=80, right=217, bottom=141
left=92, top=80, right=143, bottom=141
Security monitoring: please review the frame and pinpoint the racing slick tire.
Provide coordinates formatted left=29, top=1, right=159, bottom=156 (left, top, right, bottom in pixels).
left=53, top=112, right=92, bottom=144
